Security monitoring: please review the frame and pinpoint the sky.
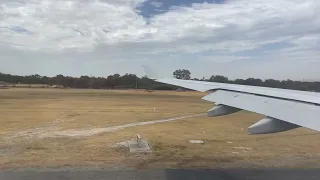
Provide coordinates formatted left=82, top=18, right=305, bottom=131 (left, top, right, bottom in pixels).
left=0, top=0, right=319, bottom=80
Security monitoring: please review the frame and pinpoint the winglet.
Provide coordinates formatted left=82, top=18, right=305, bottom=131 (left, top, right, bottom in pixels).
left=142, top=65, right=159, bottom=80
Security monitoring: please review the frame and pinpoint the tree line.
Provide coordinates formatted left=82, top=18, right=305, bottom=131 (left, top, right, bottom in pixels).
left=0, top=69, right=319, bottom=92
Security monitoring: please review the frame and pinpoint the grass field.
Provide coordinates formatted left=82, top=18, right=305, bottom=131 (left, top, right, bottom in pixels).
left=0, top=88, right=319, bottom=170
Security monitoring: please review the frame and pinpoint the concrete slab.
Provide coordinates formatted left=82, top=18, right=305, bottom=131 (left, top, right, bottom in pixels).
left=127, top=140, right=152, bottom=153
left=189, top=140, right=204, bottom=144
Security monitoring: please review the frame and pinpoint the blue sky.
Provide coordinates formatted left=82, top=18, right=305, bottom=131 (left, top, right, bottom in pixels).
left=136, top=0, right=226, bottom=18
left=0, top=0, right=319, bottom=80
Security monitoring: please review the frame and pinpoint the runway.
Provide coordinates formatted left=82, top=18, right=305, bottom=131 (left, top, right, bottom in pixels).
left=1, top=168, right=320, bottom=180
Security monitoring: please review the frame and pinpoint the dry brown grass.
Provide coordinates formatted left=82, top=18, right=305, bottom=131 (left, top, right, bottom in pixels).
left=0, top=88, right=208, bottom=133
left=0, top=88, right=319, bottom=170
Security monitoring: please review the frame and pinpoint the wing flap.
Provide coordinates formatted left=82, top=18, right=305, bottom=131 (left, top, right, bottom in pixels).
left=202, top=90, right=320, bottom=131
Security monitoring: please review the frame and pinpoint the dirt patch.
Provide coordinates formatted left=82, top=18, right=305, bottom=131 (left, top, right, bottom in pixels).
left=6, top=114, right=205, bottom=140
left=52, top=113, right=205, bottom=138
left=0, top=148, right=10, bottom=156
left=5, top=119, right=61, bottom=141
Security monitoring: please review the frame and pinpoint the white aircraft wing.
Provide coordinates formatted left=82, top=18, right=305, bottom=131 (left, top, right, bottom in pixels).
left=143, top=68, right=320, bottom=134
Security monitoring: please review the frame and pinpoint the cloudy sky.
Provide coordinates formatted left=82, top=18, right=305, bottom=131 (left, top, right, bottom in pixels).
left=0, top=0, right=319, bottom=80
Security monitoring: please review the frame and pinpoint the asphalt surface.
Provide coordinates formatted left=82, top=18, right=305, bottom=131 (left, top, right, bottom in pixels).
left=1, top=168, right=320, bottom=180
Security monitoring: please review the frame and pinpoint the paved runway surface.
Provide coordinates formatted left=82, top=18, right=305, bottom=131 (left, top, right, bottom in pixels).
left=1, top=168, right=320, bottom=180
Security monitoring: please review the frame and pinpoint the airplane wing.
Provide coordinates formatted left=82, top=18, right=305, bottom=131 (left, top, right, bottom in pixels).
left=143, top=67, right=320, bottom=134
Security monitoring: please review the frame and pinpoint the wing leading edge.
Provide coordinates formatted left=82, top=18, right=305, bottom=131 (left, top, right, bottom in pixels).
left=143, top=67, right=320, bottom=134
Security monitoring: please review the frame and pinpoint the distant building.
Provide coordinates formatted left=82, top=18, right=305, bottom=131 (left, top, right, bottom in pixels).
left=0, top=81, right=10, bottom=89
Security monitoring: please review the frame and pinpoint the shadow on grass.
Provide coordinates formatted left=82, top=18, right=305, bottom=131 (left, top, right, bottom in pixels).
left=1, top=168, right=320, bottom=180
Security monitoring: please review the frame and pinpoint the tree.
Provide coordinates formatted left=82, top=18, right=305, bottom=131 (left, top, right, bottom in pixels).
left=234, top=79, right=245, bottom=85
left=54, top=74, right=67, bottom=87
left=214, top=75, right=229, bottom=83
left=243, top=78, right=263, bottom=86
left=74, top=76, right=90, bottom=88
left=173, top=69, right=191, bottom=80
left=209, top=75, right=228, bottom=83
left=90, top=77, right=105, bottom=89
left=264, top=79, right=281, bottom=88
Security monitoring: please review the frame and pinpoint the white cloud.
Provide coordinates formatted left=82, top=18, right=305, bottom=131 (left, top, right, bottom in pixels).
left=198, top=55, right=252, bottom=63
left=0, top=0, right=147, bottom=51
left=289, top=35, right=320, bottom=50
left=0, top=0, right=319, bottom=80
